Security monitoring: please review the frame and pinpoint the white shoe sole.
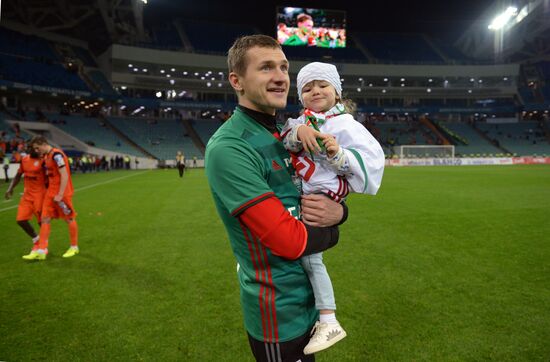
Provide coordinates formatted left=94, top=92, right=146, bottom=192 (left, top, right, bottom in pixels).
left=303, top=329, right=347, bottom=355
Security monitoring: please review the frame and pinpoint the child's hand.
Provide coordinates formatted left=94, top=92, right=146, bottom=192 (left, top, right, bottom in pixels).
left=322, top=135, right=340, bottom=158
left=297, top=125, right=323, bottom=154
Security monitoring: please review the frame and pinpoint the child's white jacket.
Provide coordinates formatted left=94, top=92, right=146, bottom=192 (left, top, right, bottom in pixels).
left=282, top=110, right=385, bottom=201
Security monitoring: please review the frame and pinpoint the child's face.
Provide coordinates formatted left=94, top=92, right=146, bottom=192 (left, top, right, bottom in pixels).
left=301, top=80, right=337, bottom=113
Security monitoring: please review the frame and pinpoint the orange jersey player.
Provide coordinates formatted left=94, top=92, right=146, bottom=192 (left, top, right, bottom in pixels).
left=5, top=147, right=47, bottom=253
left=22, top=136, right=79, bottom=261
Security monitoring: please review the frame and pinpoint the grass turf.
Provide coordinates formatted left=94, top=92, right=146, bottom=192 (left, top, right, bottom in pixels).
left=0, top=165, right=549, bottom=361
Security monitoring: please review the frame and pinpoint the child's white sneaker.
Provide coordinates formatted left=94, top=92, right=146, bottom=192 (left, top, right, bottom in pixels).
left=303, top=321, right=347, bottom=355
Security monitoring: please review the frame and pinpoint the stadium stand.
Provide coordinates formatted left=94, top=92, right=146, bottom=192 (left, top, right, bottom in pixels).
left=191, top=119, right=223, bottom=146
left=1, top=11, right=548, bottom=162
left=108, top=117, right=202, bottom=160
left=476, top=121, right=550, bottom=156
left=0, top=53, right=89, bottom=91
left=375, top=121, right=433, bottom=148
left=47, top=113, right=145, bottom=156
left=441, top=122, right=502, bottom=156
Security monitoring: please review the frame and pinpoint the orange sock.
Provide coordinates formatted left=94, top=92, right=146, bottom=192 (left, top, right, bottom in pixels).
left=38, top=223, right=51, bottom=250
left=68, top=220, right=78, bottom=247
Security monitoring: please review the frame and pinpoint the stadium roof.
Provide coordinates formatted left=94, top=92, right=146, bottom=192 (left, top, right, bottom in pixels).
left=144, top=0, right=495, bottom=41
left=0, top=0, right=498, bottom=52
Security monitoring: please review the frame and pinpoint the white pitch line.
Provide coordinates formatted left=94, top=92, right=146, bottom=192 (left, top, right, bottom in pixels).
left=0, top=170, right=150, bottom=213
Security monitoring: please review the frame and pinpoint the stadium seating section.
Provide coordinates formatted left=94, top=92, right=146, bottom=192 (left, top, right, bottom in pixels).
left=47, top=114, right=145, bottom=156
left=441, top=122, right=502, bottom=156
left=108, top=117, right=202, bottom=160
left=191, top=119, right=223, bottom=145
left=476, top=121, right=550, bottom=156
left=0, top=53, right=89, bottom=91
left=1, top=25, right=549, bottom=160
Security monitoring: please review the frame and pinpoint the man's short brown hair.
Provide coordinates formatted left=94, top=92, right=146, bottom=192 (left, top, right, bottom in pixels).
left=297, top=14, right=313, bottom=23
left=29, top=135, right=48, bottom=146
left=227, top=35, right=282, bottom=76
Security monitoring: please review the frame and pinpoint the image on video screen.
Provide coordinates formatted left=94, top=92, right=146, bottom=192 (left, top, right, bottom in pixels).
left=276, top=7, right=347, bottom=48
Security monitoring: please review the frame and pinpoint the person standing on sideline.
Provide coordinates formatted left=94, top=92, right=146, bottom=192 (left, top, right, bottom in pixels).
left=5, top=146, right=47, bottom=253
left=205, top=35, right=347, bottom=362
left=176, top=151, right=185, bottom=177
left=23, top=136, right=79, bottom=260
left=2, top=153, right=9, bottom=182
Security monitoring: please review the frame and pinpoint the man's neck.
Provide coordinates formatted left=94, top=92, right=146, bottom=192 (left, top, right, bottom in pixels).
left=237, top=105, right=278, bottom=133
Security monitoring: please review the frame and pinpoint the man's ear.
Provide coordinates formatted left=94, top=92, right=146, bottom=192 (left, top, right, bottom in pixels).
left=229, top=72, right=243, bottom=93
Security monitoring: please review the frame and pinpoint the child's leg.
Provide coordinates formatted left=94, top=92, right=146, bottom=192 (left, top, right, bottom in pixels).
left=301, top=252, right=336, bottom=311
left=301, top=252, right=346, bottom=354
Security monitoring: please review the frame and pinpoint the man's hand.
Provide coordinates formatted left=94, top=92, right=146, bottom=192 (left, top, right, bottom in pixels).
left=54, top=194, right=63, bottom=202
left=301, top=194, right=343, bottom=227
left=5, top=189, right=13, bottom=200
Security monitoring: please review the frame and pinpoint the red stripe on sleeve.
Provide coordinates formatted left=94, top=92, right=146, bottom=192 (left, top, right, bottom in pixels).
left=239, top=196, right=307, bottom=260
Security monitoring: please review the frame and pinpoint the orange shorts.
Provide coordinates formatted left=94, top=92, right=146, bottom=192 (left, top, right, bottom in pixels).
left=41, top=195, right=77, bottom=220
left=16, top=195, right=44, bottom=222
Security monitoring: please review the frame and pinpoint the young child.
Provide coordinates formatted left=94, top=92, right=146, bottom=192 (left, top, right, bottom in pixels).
left=281, top=62, right=385, bottom=355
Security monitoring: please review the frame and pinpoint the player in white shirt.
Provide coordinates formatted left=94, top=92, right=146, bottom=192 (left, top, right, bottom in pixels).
left=281, top=62, right=385, bottom=355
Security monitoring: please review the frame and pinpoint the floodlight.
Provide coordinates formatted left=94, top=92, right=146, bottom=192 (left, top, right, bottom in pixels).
left=488, top=6, right=518, bottom=30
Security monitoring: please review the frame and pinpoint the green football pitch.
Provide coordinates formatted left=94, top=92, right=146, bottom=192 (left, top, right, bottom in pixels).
left=1, top=165, right=549, bottom=361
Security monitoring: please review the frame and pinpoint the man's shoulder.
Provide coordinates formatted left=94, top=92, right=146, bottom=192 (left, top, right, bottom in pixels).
left=207, top=112, right=258, bottom=149
left=51, top=147, right=66, bottom=155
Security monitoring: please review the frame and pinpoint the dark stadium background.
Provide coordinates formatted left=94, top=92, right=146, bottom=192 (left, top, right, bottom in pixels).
left=0, top=2, right=549, bottom=360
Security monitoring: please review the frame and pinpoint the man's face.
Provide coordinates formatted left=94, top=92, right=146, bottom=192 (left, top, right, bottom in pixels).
left=32, top=143, right=49, bottom=156
left=299, top=19, right=314, bottom=32
left=231, top=46, right=290, bottom=115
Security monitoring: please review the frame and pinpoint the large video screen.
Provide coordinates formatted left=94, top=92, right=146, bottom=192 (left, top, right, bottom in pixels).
left=276, top=7, right=347, bottom=48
